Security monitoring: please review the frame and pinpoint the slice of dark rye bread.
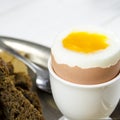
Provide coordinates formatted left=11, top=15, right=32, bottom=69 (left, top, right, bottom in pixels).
left=0, top=58, right=44, bottom=120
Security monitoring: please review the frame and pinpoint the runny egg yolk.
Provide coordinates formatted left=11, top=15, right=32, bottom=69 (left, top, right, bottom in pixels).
left=62, top=32, right=109, bottom=53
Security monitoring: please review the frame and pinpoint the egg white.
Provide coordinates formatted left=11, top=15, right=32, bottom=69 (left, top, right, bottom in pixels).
left=52, top=27, right=120, bottom=68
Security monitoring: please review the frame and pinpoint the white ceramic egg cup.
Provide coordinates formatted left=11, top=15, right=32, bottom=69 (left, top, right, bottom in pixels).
left=48, top=59, right=120, bottom=120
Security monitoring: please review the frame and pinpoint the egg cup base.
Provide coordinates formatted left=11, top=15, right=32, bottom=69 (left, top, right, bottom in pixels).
left=59, top=116, right=112, bottom=120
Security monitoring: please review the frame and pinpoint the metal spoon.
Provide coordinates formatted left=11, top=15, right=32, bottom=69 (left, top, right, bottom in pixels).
left=0, top=41, right=51, bottom=93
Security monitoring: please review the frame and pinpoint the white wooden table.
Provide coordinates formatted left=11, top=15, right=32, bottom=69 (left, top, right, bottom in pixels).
left=0, top=0, right=120, bottom=47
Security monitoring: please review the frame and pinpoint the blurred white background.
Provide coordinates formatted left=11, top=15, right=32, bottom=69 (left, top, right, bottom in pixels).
left=0, top=0, right=120, bottom=47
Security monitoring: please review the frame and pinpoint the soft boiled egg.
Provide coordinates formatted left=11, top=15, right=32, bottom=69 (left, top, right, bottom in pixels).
left=51, top=27, right=120, bottom=85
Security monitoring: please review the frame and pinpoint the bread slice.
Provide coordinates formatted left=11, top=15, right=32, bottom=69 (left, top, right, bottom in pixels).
left=14, top=72, right=32, bottom=90
left=17, top=87, right=43, bottom=114
left=0, top=57, right=44, bottom=120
